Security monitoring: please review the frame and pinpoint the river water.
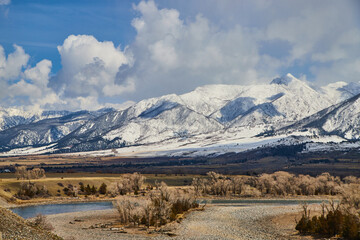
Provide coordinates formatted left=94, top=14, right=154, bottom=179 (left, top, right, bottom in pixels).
left=10, top=199, right=331, bottom=219
left=11, top=201, right=114, bottom=219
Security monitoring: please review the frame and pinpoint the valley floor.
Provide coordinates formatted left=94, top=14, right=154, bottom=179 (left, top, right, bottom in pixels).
left=46, top=203, right=313, bottom=240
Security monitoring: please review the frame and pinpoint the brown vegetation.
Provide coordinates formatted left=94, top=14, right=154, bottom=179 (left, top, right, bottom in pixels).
left=29, top=214, right=54, bottom=231
left=15, top=181, right=51, bottom=200
left=296, top=183, right=360, bottom=239
left=193, top=171, right=348, bottom=197
left=113, top=181, right=198, bottom=228
left=108, top=172, right=145, bottom=196
left=15, top=166, right=46, bottom=180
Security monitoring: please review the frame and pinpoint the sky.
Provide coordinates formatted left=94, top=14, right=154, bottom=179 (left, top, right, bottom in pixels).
left=0, top=0, right=359, bottom=111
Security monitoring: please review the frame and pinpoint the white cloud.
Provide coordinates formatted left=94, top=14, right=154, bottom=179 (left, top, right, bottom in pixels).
left=51, top=0, right=360, bottom=103
left=0, top=0, right=10, bottom=6
left=7, top=59, right=60, bottom=107
left=57, top=96, right=134, bottom=111
left=118, top=0, right=278, bottom=100
left=0, top=45, right=29, bottom=81
left=1, top=0, right=360, bottom=111
left=0, top=46, right=65, bottom=110
left=265, top=1, right=359, bottom=71
left=50, top=34, right=132, bottom=99
left=311, top=58, right=360, bottom=85
left=0, top=38, right=134, bottom=111
left=24, top=59, right=52, bottom=87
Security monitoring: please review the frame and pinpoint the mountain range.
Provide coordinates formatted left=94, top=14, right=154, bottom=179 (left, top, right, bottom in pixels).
left=2, top=73, right=360, bottom=157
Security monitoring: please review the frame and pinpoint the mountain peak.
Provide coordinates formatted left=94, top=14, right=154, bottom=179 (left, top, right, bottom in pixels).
left=270, top=73, right=297, bottom=86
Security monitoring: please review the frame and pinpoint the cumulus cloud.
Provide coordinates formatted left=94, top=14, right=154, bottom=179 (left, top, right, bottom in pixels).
left=0, top=46, right=63, bottom=110
left=50, top=34, right=133, bottom=100
left=1, top=0, right=360, bottom=111
left=4, top=56, right=59, bottom=108
left=116, top=0, right=280, bottom=100
left=24, top=59, right=52, bottom=87
left=0, top=45, right=29, bottom=81
left=0, top=37, right=135, bottom=111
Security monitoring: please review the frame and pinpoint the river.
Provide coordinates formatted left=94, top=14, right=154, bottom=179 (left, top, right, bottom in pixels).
left=10, top=198, right=331, bottom=219
left=11, top=201, right=114, bottom=219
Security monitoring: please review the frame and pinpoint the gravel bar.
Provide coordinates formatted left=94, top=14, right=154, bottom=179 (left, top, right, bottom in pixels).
left=47, top=204, right=301, bottom=240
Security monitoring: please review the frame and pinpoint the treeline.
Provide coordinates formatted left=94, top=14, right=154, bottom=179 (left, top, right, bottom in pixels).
left=60, top=182, right=107, bottom=197
left=192, top=171, right=355, bottom=197
left=114, top=182, right=198, bottom=228
left=14, top=170, right=145, bottom=200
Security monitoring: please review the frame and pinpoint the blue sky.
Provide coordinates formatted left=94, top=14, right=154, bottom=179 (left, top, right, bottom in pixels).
left=0, top=0, right=138, bottom=72
left=0, top=0, right=359, bottom=111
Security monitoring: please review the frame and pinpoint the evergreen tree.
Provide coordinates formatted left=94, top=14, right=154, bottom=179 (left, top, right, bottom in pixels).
left=99, top=183, right=107, bottom=195
left=91, top=185, right=97, bottom=194
left=85, top=184, right=91, bottom=195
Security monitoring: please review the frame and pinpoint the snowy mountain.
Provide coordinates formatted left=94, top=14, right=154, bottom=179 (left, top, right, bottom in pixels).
left=278, top=93, right=360, bottom=140
left=0, top=108, right=70, bottom=131
left=54, top=73, right=355, bottom=153
left=0, top=109, right=114, bottom=151
left=2, top=73, right=360, bottom=155
left=57, top=94, right=224, bottom=152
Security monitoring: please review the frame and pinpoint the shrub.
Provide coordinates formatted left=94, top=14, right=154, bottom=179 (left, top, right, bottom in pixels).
left=113, top=182, right=198, bottom=228
left=63, top=184, right=78, bottom=197
left=29, top=214, right=54, bottom=231
left=15, top=182, right=50, bottom=199
left=296, top=199, right=360, bottom=239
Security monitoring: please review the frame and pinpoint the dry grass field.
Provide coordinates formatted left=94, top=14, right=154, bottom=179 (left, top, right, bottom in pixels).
left=1, top=147, right=360, bottom=177
left=0, top=173, right=200, bottom=204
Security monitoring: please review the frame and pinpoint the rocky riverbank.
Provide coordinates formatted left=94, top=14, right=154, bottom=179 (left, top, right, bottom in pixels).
left=46, top=203, right=307, bottom=240
left=0, top=207, right=62, bottom=240
left=173, top=204, right=302, bottom=240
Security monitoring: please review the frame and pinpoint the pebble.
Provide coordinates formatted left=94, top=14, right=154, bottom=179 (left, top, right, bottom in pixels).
left=46, top=204, right=301, bottom=240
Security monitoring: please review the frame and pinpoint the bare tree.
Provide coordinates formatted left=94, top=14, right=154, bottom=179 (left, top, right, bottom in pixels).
left=109, top=172, right=146, bottom=196
left=15, top=166, right=28, bottom=180
left=15, top=166, right=46, bottom=180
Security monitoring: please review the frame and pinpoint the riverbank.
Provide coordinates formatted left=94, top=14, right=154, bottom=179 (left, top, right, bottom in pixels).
left=45, top=202, right=312, bottom=240
left=0, top=207, right=62, bottom=240
left=4, top=193, right=340, bottom=208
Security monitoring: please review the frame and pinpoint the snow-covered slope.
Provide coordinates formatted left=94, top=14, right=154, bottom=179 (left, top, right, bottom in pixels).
left=321, top=81, right=360, bottom=104
left=279, top=93, right=360, bottom=140
left=54, top=73, right=344, bottom=152
left=180, top=74, right=336, bottom=126
left=2, top=73, right=360, bottom=155
left=209, top=74, right=334, bottom=130
left=0, top=109, right=114, bottom=151
left=57, top=94, right=224, bottom=152
left=0, top=108, right=71, bottom=131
